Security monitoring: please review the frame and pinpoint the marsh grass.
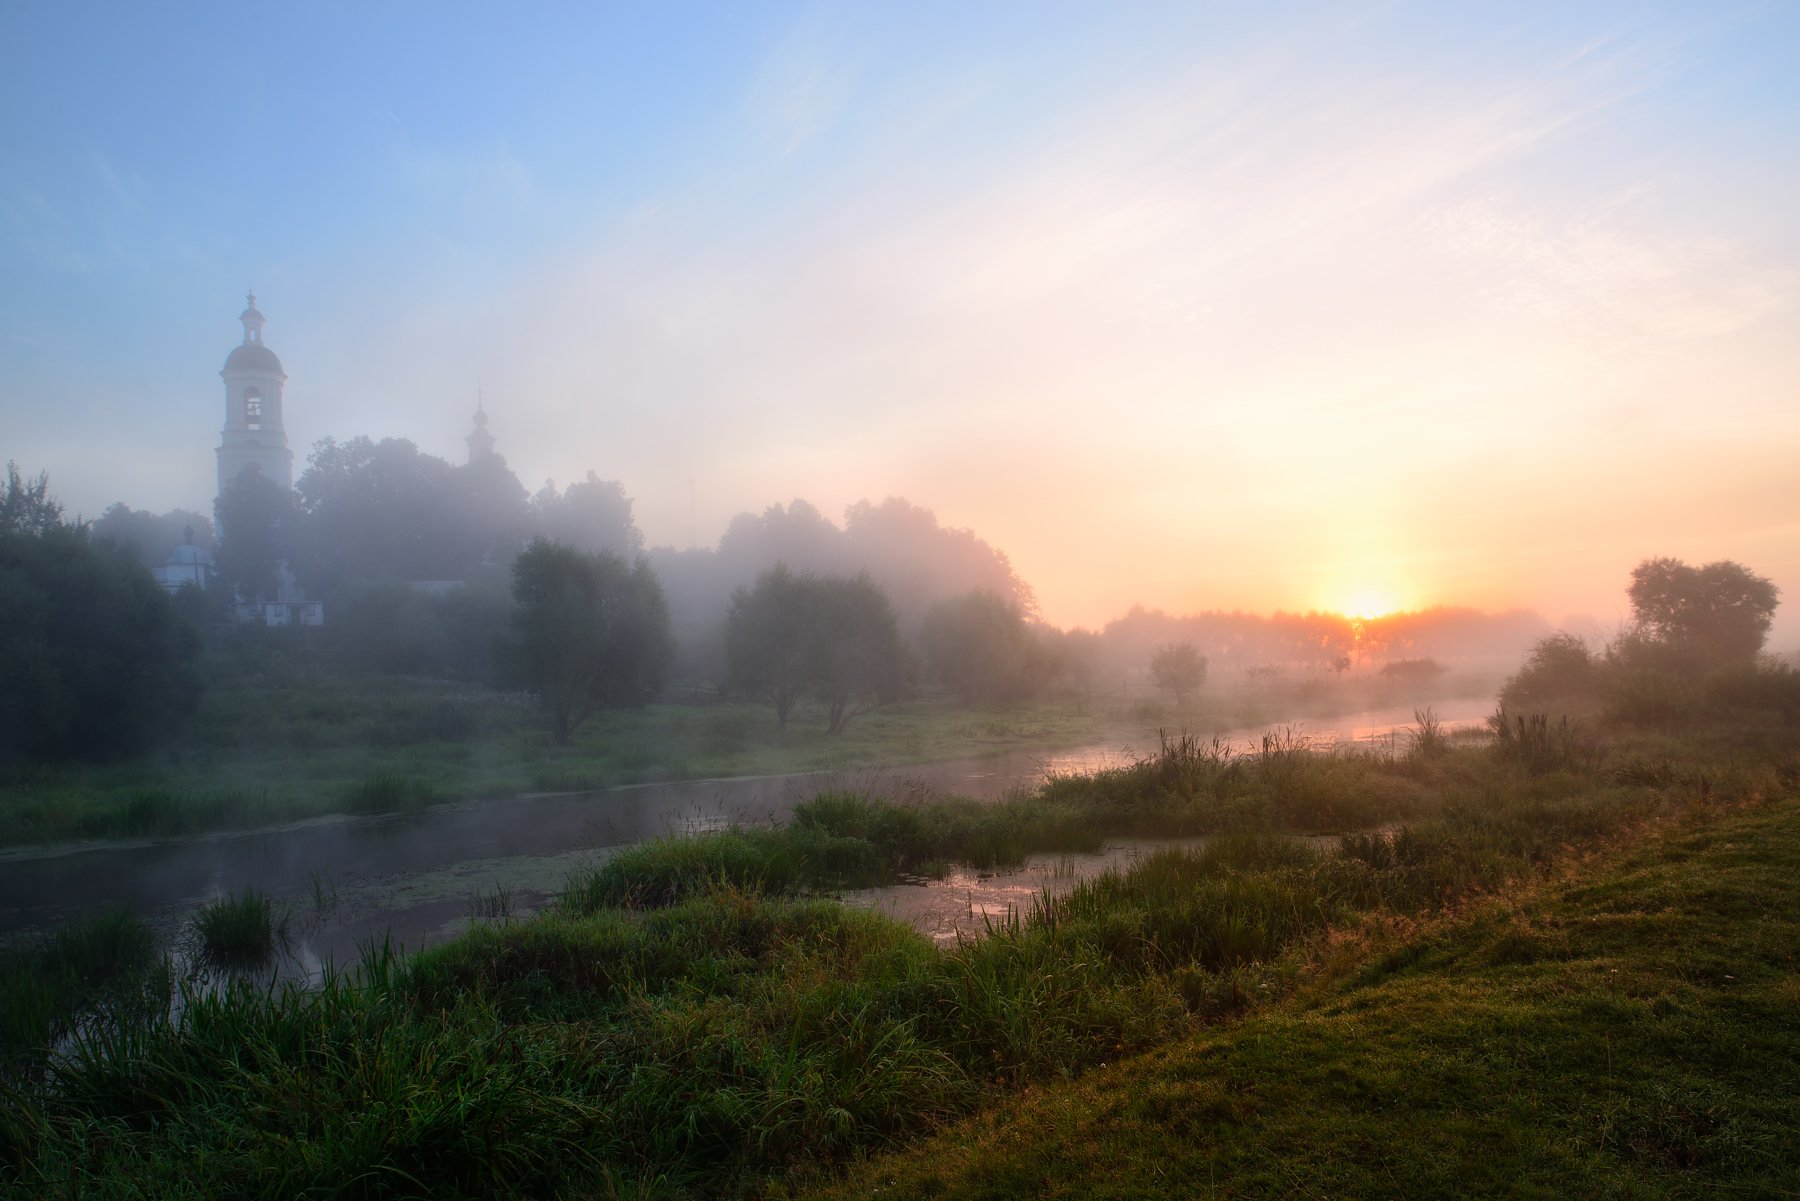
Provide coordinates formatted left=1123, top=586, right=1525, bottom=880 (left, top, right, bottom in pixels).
left=341, top=772, right=444, bottom=814
left=1408, top=706, right=1448, bottom=758
left=0, top=909, right=160, bottom=1074
left=562, top=790, right=1108, bottom=913
left=6, top=717, right=1783, bottom=1198
left=1490, top=707, right=1601, bottom=776
left=190, top=890, right=289, bottom=970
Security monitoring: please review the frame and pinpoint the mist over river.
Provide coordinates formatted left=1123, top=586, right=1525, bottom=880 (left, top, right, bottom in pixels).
left=0, top=699, right=1492, bottom=972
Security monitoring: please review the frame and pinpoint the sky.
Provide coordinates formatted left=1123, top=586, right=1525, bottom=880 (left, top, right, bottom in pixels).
left=3, top=1, right=1798, bottom=644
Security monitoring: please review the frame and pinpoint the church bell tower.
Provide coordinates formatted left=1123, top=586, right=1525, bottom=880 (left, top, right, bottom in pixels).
left=216, top=292, right=293, bottom=497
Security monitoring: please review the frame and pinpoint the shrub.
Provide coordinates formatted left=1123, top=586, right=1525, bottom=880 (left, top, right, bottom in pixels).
left=1498, top=632, right=1600, bottom=715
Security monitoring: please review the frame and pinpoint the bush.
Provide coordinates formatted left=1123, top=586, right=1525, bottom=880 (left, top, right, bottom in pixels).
left=0, top=527, right=203, bottom=762
left=1498, top=633, right=1600, bottom=716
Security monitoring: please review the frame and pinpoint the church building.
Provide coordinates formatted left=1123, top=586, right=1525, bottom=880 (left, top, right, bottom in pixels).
left=211, top=294, right=321, bottom=626
left=216, top=292, right=293, bottom=495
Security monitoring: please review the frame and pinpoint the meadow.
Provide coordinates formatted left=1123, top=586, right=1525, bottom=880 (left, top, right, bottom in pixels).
left=0, top=644, right=1495, bottom=848
left=4, top=698, right=1793, bottom=1198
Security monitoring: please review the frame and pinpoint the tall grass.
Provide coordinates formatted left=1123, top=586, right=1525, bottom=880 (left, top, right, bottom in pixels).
left=2, top=723, right=1772, bottom=1198
left=191, top=890, right=289, bottom=970
left=1489, top=708, right=1600, bottom=776
left=0, top=909, right=160, bottom=1073
left=341, top=773, right=444, bottom=814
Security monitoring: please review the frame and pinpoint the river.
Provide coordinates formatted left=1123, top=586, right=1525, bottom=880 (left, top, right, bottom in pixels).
left=0, top=698, right=1492, bottom=970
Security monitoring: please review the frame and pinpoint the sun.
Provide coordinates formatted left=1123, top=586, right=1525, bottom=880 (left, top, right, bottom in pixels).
left=1339, top=590, right=1398, bottom=620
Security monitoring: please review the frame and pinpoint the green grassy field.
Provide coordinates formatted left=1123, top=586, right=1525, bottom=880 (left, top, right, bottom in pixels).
left=3, top=712, right=1791, bottom=1199
left=802, top=794, right=1800, bottom=1199
left=0, top=652, right=1492, bottom=847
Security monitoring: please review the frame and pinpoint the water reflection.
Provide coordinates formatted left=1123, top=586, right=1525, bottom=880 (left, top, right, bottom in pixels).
left=2, top=698, right=1492, bottom=970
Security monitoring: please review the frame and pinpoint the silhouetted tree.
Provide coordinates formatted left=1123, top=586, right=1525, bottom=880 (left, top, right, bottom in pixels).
left=0, top=474, right=201, bottom=762
left=920, top=590, right=1058, bottom=704
left=715, top=499, right=847, bottom=583
left=90, top=504, right=215, bottom=572
left=329, top=579, right=515, bottom=681
left=1498, top=632, right=1599, bottom=713
left=295, top=436, right=530, bottom=595
left=1626, top=557, right=1779, bottom=671
left=214, top=466, right=293, bottom=602
left=843, top=497, right=1034, bottom=623
left=806, top=573, right=905, bottom=734
left=724, top=563, right=814, bottom=729
left=1, top=461, right=64, bottom=536
left=507, top=538, right=671, bottom=745
left=1150, top=642, right=1207, bottom=705
left=531, top=472, right=644, bottom=557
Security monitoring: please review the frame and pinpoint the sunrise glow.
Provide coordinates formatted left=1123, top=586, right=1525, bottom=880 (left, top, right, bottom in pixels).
left=1337, top=592, right=1402, bottom=621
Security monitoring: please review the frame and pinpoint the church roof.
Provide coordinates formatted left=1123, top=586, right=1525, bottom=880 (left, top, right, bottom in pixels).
left=224, top=341, right=285, bottom=375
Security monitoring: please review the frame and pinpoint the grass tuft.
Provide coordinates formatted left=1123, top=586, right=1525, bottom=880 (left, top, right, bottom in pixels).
left=191, top=890, right=288, bottom=969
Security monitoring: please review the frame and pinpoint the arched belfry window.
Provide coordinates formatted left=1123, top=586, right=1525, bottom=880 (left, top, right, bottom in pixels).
left=245, top=388, right=263, bottom=430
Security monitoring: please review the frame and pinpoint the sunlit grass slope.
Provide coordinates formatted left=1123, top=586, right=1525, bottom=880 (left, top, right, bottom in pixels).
left=4, top=724, right=1794, bottom=1197
left=801, top=798, right=1800, bottom=1200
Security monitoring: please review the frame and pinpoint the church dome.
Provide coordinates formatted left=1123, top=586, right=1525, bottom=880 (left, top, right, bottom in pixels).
left=224, top=342, right=285, bottom=374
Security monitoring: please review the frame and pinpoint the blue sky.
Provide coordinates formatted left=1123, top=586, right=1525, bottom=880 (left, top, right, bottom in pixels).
left=4, top=2, right=1798, bottom=636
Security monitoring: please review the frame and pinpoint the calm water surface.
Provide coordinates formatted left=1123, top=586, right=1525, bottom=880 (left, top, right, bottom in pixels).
left=0, top=698, right=1491, bottom=970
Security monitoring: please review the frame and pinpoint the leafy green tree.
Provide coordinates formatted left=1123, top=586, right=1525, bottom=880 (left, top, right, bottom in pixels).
left=0, top=490, right=202, bottom=762
left=329, top=579, right=514, bottom=681
left=213, top=466, right=293, bottom=602
left=295, top=436, right=530, bottom=596
left=1626, top=557, right=1780, bottom=671
left=1498, top=633, right=1599, bottom=713
left=2, top=461, right=64, bottom=536
left=90, top=504, right=214, bottom=571
left=806, top=573, right=905, bottom=734
left=724, top=563, right=814, bottom=729
left=843, top=497, right=1034, bottom=624
left=920, top=590, right=1058, bottom=704
left=508, top=539, right=671, bottom=745
left=1150, top=642, right=1207, bottom=705
left=530, top=472, right=644, bottom=557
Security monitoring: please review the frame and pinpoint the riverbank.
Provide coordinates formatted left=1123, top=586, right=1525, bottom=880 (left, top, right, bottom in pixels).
left=4, top=716, right=1789, bottom=1198
left=0, top=660, right=1496, bottom=847
left=801, top=787, right=1800, bottom=1199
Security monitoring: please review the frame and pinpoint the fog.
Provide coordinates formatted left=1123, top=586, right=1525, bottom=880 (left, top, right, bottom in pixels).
left=3, top=4, right=1797, bottom=649
left=9, top=12, right=1800, bottom=1191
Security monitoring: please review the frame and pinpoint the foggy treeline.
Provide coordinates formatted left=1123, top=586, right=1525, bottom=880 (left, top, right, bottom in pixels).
left=77, top=432, right=1547, bottom=702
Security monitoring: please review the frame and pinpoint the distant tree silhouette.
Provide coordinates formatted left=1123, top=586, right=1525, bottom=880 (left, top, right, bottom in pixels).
left=1150, top=642, right=1207, bottom=705
left=724, top=563, right=814, bottom=729
left=0, top=472, right=201, bottom=762
left=1498, top=632, right=1599, bottom=713
left=1, top=461, right=64, bottom=536
left=91, top=504, right=215, bottom=571
left=295, top=436, right=530, bottom=596
left=1625, top=557, right=1779, bottom=671
left=725, top=565, right=906, bottom=733
left=507, top=539, right=671, bottom=745
left=214, top=466, right=293, bottom=602
left=806, top=573, right=905, bottom=734
left=920, top=590, right=1057, bottom=704
left=531, top=472, right=644, bottom=557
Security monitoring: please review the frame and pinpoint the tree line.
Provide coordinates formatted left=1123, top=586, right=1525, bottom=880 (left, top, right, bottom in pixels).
left=13, top=437, right=1785, bottom=761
